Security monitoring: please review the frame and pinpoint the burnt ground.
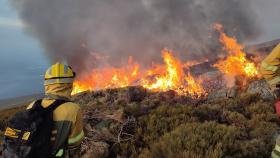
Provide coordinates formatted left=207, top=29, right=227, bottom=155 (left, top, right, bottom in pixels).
left=0, top=81, right=279, bottom=158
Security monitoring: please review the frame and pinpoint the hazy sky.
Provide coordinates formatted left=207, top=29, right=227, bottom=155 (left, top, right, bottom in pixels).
left=251, top=0, right=280, bottom=43
left=0, top=0, right=279, bottom=99
left=0, top=0, right=49, bottom=99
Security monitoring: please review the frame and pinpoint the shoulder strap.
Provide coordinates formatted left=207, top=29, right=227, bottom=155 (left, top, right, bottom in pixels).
left=44, top=100, right=67, bottom=114
left=33, top=99, right=43, bottom=108
left=30, top=99, right=67, bottom=114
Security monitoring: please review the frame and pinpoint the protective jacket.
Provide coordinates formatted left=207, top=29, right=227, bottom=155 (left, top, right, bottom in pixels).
left=27, top=83, right=84, bottom=158
left=260, top=43, right=280, bottom=94
left=272, top=135, right=280, bottom=158
left=261, top=44, right=280, bottom=158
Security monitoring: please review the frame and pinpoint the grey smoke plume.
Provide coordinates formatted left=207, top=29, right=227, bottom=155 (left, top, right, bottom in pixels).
left=11, top=0, right=260, bottom=73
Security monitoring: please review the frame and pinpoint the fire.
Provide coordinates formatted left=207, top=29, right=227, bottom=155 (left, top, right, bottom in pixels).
left=72, top=49, right=205, bottom=97
left=142, top=50, right=184, bottom=91
left=142, top=49, right=205, bottom=97
left=71, top=58, right=140, bottom=95
left=72, top=24, right=260, bottom=97
left=213, top=24, right=259, bottom=78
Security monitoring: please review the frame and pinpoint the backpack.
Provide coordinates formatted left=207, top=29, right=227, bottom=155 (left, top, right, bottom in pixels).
left=3, top=99, right=66, bottom=158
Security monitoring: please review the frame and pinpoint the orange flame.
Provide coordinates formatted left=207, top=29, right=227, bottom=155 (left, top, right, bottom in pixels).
left=72, top=57, right=140, bottom=95
left=72, top=24, right=259, bottom=96
left=213, top=23, right=259, bottom=78
left=72, top=49, right=205, bottom=97
left=142, top=49, right=205, bottom=97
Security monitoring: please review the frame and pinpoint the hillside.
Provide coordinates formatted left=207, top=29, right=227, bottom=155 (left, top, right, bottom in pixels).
left=0, top=84, right=279, bottom=158
left=0, top=82, right=280, bottom=158
left=72, top=85, right=279, bottom=158
left=0, top=94, right=44, bottom=110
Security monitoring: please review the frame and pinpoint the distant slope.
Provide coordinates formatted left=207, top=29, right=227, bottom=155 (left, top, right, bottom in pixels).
left=245, top=38, right=280, bottom=55
left=0, top=93, right=44, bottom=110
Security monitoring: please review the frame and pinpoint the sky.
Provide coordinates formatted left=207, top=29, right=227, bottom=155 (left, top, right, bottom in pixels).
left=0, top=0, right=49, bottom=99
left=0, top=0, right=279, bottom=99
left=251, top=0, right=280, bottom=43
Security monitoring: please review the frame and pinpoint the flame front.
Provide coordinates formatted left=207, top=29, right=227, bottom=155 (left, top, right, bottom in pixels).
left=72, top=49, right=205, bottom=97
left=142, top=50, right=183, bottom=91
left=213, top=24, right=259, bottom=78
left=72, top=24, right=260, bottom=97
left=72, top=58, right=140, bottom=95
left=142, top=49, right=205, bottom=97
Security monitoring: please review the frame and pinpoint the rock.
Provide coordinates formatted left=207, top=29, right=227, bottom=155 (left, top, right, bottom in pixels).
left=200, top=71, right=227, bottom=92
left=247, top=80, right=275, bottom=101
left=159, top=90, right=176, bottom=101
left=227, top=87, right=238, bottom=98
left=126, top=86, right=146, bottom=103
left=81, top=140, right=110, bottom=158
left=207, top=87, right=238, bottom=100
left=207, top=79, right=275, bottom=101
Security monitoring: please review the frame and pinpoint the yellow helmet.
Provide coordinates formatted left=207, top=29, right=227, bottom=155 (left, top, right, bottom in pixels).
left=44, top=62, right=76, bottom=86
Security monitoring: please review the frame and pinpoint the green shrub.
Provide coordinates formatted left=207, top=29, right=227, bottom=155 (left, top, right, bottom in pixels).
left=118, top=93, right=280, bottom=158
left=139, top=122, right=241, bottom=158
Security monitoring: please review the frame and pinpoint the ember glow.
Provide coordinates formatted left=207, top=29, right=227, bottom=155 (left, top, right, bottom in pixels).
left=72, top=24, right=260, bottom=97
left=213, top=24, right=259, bottom=78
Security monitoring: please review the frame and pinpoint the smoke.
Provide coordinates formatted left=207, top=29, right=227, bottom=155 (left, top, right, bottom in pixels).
left=11, top=0, right=260, bottom=73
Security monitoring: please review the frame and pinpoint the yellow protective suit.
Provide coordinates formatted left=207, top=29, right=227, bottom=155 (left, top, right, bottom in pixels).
left=27, top=83, right=84, bottom=158
left=261, top=44, right=280, bottom=92
left=261, top=44, right=280, bottom=157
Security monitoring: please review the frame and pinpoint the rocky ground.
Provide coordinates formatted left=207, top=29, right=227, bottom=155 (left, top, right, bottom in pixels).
left=0, top=80, right=279, bottom=158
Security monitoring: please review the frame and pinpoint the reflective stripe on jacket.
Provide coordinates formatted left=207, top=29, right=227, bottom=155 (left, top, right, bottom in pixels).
left=272, top=143, right=280, bottom=158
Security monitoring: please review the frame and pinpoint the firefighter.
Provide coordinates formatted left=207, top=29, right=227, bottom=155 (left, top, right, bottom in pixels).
left=27, top=63, right=84, bottom=157
left=261, top=44, right=280, bottom=98
left=260, top=43, right=280, bottom=158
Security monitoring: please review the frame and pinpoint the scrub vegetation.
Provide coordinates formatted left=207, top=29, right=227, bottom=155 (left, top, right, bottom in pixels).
left=0, top=86, right=279, bottom=158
